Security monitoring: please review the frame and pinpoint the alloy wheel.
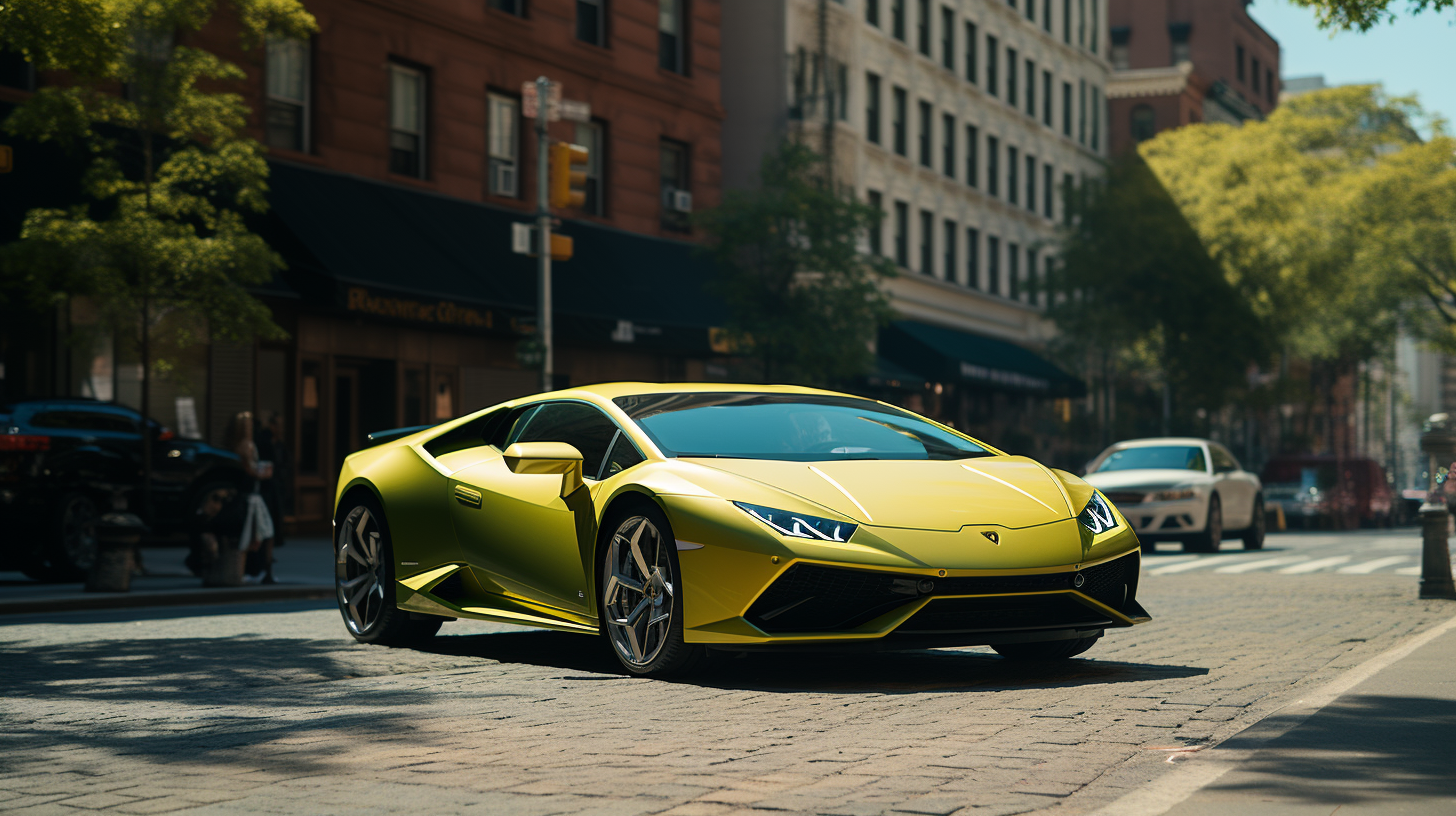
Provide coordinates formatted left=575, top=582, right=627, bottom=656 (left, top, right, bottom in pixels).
left=337, top=505, right=387, bottom=635
left=61, top=495, right=99, bottom=571
left=603, top=515, right=674, bottom=668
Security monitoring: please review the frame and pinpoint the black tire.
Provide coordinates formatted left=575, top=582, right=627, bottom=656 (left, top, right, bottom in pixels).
left=1187, top=494, right=1222, bottom=553
left=598, top=501, right=704, bottom=677
left=1242, top=495, right=1266, bottom=550
left=335, top=493, right=442, bottom=647
left=23, top=492, right=100, bottom=582
left=991, top=634, right=1101, bottom=660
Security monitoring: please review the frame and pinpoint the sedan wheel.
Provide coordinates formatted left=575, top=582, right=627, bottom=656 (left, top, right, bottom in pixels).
left=335, top=497, right=442, bottom=646
left=1187, top=495, right=1222, bottom=553
left=600, top=505, right=703, bottom=676
left=24, top=493, right=100, bottom=582
left=1242, top=496, right=1266, bottom=550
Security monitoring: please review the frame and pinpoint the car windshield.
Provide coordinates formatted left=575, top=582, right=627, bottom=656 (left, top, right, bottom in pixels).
left=1095, top=445, right=1207, bottom=473
left=613, top=393, right=992, bottom=461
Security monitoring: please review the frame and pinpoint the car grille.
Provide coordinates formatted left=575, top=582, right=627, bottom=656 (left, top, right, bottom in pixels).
left=1103, top=491, right=1146, bottom=505
left=744, top=552, right=1141, bottom=634
left=895, top=595, right=1115, bottom=634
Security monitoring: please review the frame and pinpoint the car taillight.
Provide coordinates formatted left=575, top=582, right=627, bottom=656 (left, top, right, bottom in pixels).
left=0, top=434, right=50, bottom=452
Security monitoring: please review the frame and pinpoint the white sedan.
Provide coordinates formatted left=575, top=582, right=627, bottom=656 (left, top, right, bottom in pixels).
left=1083, top=438, right=1265, bottom=552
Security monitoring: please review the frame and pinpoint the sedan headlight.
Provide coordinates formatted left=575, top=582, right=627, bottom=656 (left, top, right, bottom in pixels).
left=1149, top=488, right=1196, bottom=502
left=734, top=502, right=857, bottom=542
left=1079, top=492, right=1120, bottom=535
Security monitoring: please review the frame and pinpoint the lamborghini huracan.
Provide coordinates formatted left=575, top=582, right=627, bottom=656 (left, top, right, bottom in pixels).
left=333, top=384, right=1150, bottom=675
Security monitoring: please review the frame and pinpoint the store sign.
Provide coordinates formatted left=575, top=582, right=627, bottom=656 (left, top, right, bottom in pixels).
left=958, top=360, right=1050, bottom=392
left=346, top=287, right=492, bottom=329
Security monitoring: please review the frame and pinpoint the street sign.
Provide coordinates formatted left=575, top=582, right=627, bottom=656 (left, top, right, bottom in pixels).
left=560, top=99, right=591, bottom=123
left=521, top=80, right=562, bottom=121
left=0, top=145, right=12, bottom=174
left=510, top=223, right=573, bottom=260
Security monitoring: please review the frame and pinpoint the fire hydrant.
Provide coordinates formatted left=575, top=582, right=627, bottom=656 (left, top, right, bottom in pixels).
left=1418, top=414, right=1456, bottom=599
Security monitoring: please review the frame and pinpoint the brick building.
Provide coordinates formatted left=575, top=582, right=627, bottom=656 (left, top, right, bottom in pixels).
left=0, top=0, right=728, bottom=528
left=1105, top=0, right=1279, bottom=155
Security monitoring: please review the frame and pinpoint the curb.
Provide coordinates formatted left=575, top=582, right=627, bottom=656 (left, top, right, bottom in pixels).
left=0, top=584, right=335, bottom=616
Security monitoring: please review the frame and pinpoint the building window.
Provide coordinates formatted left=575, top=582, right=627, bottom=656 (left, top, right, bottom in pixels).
left=1062, top=80, right=1072, bottom=137
left=892, top=0, right=906, bottom=41
left=1131, top=105, right=1155, bottom=142
left=660, top=138, right=690, bottom=232
left=941, top=6, right=955, bottom=70
left=265, top=37, right=310, bottom=153
left=489, top=0, right=526, bottom=15
left=918, top=100, right=933, bottom=167
left=942, top=113, right=956, bottom=178
left=1026, top=154, right=1036, bottom=211
left=1008, top=145, right=1018, bottom=205
left=986, top=35, right=998, bottom=97
left=1078, top=78, right=1086, bottom=144
left=919, top=209, right=934, bottom=275
left=575, top=120, right=605, bottom=215
left=1236, top=44, right=1245, bottom=83
left=917, top=0, right=931, bottom=56
left=577, top=0, right=607, bottom=46
left=867, top=190, right=884, bottom=255
left=1042, top=70, right=1053, bottom=126
left=987, top=135, right=999, bottom=197
left=1168, top=23, right=1189, bottom=64
left=892, top=86, right=908, bottom=156
left=988, top=235, right=1001, bottom=294
left=1043, top=162, right=1054, bottom=219
left=1063, top=172, right=1075, bottom=224
left=1008, top=242, right=1020, bottom=299
left=867, top=0, right=879, bottom=26
left=1027, top=247, right=1038, bottom=306
left=1252, top=58, right=1262, bottom=93
left=1025, top=59, right=1035, bottom=117
left=966, top=228, right=980, bottom=289
left=1044, top=0, right=1053, bottom=32
left=966, top=124, right=979, bottom=187
left=659, top=0, right=686, bottom=74
left=965, top=21, right=978, bottom=84
left=894, top=200, right=910, bottom=266
left=943, top=220, right=957, bottom=283
left=488, top=93, right=519, bottom=197
left=1267, top=69, right=1275, bottom=104
left=866, top=72, right=882, bottom=145
left=1063, top=0, right=1071, bottom=45
left=835, top=61, right=849, bottom=121
left=1078, top=0, right=1085, bottom=47
left=1026, top=0, right=1035, bottom=21
left=1091, top=85, right=1101, bottom=151
left=389, top=63, right=426, bottom=178
left=1006, top=48, right=1017, bottom=108
left=1090, top=0, right=1099, bottom=53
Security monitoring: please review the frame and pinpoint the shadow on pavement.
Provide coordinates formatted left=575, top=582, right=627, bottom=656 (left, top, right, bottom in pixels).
left=1205, top=693, right=1456, bottom=805
left=425, top=630, right=1208, bottom=693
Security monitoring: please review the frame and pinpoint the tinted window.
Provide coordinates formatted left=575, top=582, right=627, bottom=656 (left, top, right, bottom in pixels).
left=614, top=393, right=990, bottom=462
left=31, top=410, right=138, bottom=434
left=1095, top=445, right=1207, bottom=473
left=423, top=408, right=510, bottom=458
left=490, top=405, right=541, bottom=449
left=600, top=431, right=645, bottom=479
left=1210, top=445, right=1239, bottom=473
left=513, top=402, right=619, bottom=478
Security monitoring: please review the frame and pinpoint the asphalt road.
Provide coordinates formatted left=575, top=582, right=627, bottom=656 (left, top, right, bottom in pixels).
left=2, top=529, right=1454, bottom=816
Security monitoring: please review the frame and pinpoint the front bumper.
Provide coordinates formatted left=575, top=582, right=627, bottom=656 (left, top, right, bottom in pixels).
left=1113, top=499, right=1206, bottom=536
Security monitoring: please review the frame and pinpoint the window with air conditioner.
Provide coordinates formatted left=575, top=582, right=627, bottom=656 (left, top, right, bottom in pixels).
left=660, top=138, right=690, bottom=231
left=575, top=121, right=605, bottom=215
left=389, top=64, right=427, bottom=178
left=488, top=93, right=519, bottom=197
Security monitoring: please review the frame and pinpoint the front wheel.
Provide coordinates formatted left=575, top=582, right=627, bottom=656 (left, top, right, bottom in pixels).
left=336, top=496, right=441, bottom=647
left=599, top=504, right=703, bottom=676
left=23, top=492, right=100, bottom=582
left=991, top=634, right=1101, bottom=660
left=1187, top=495, right=1223, bottom=553
left=1242, top=495, right=1266, bottom=550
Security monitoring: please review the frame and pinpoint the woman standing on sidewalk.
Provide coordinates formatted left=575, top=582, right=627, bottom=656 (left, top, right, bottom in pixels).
left=229, top=411, right=276, bottom=584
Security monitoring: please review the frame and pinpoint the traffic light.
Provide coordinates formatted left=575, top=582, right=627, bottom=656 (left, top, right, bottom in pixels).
left=0, top=145, right=12, bottom=174
left=549, top=142, right=589, bottom=210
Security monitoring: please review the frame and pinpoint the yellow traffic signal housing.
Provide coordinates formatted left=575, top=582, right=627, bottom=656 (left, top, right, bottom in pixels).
left=549, top=142, right=590, bottom=210
left=550, top=233, right=574, bottom=261
left=0, top=145, right=12, bottom=174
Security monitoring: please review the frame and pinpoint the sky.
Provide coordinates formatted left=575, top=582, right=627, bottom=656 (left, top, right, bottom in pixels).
left=1248, top=0, right=1456, bottom=132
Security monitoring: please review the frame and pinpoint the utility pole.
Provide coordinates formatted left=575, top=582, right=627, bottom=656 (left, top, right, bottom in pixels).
left=535, top=75, right=554, bottom=394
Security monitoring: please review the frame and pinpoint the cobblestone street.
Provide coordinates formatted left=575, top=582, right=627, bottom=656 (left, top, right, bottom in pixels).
left=4, top=533, right=1455, bottom=816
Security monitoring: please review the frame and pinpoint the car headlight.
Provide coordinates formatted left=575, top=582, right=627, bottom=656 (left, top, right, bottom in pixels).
left=733, top=501, right=857, bottom=542
left=1149, top=488, right=1196, bottom=502
left=1079, top=492, right=1120, bottom=535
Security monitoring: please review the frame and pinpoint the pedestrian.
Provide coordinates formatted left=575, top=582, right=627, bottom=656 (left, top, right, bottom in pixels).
left=229, top=411, right=277, bottom=584
left=255, top=411, right=289, bottom=552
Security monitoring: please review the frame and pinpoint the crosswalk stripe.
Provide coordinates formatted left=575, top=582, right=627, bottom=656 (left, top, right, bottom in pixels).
left=1148, top=555, right=1245, bottom=575
left=1140, top=555, right=1199, bottom=570
left=1337, top=556, right=1411, bottom=574
left=1214, top=556, right=1309, bottom=574
left=1396, top=566, right=1423, bottom=576
left=1278, top=555, right=1353, bottom=574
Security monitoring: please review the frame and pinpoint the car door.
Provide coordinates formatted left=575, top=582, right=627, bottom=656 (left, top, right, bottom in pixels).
left=447, top=401, right=619, bottom=616
left=1209, top=444, right=1257, bottom=529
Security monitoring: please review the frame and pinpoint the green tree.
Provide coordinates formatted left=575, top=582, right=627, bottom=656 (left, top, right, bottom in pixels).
left=1289, top=0, right=1454, bottom=31
left=0, top=0, right=316, bottom=515
left=698, top=142, right=897, bottom=385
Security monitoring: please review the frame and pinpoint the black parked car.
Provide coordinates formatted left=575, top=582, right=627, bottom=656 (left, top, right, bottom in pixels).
left=0, top=399, right=247, bottom=580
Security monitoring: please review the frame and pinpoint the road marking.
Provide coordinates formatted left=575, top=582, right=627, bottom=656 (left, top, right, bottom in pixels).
left=1214, top=556, right=1308, bottom=574
left=1337, top=555, right=1410, bottom=574
left=1396, top=566, right=1423, bottom=576
left=1147, top=555, right=1244, bottom=575
left=1278, top=555, right=1352, bottom=574
left=1140, top=555, right=1199, bottom=570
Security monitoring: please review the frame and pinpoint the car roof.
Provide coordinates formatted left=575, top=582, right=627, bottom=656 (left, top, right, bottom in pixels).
left=1107, top=437, right=1212, bottom=448
left=535, top=382, right=850, bottom=401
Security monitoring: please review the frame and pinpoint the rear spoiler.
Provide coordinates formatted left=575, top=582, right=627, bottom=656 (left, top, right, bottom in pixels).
left=365, top=424, right=438, bottom=447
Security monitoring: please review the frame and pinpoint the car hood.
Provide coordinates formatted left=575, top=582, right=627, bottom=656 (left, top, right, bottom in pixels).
left=1083, top=469, right=1212, bottom=490
left=687, top=456, right=1074, bottom=531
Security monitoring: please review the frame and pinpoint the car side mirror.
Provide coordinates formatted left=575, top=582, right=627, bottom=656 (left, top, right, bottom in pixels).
left=503, top=442, right=585, bottom=497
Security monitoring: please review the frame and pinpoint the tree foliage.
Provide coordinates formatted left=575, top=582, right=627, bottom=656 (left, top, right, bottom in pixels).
left=1288, top=0, right=1454, bottom=31
left=698, top=142, right=896, bottom=386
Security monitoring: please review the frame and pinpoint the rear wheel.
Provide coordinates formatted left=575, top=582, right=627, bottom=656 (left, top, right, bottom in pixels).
left=599, top=503, right=703, bottom=676
left=991, top=634, right=1101, bottom=661
left=23, top=492, right=100, bottom=582
left=1187, top=495, right=1222, bottom=553
left=1242, top=495, right=1266, bottom=550
left=336, top=495, right=441, bottom=647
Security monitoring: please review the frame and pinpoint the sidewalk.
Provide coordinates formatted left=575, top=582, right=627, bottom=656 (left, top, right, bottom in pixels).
left=1163, top=619, right=1456, bottom=815
left=0, top=537, right=336, bottom=615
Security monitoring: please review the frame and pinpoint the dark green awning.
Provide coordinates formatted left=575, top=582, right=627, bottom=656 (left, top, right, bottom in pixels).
left=879, top=321, right=1084, bottom=397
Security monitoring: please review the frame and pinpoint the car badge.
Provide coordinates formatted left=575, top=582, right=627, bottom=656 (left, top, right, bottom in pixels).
left=981, top=531, right=1000, bottom=545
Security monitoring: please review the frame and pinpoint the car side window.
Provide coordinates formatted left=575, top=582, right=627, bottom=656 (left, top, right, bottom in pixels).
left=513, top=402, right=620, bottom=480
left=31, top=410, right=138, bottom=434
left=599, top=431, right=646, bottom=480
left=1210, top=445, right=1239, bottom=473
left=423, top=408, right=510, bottom=458
left=492, top=405, right=541, bottom=449
left=1187, top=448, right=1208, bottom=472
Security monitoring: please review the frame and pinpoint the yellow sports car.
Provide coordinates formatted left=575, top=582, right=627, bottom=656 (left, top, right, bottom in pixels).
left=334, top=383, right=1150, bottom=675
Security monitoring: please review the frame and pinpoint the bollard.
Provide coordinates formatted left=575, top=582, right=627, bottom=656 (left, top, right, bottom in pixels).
left=1419, top=502, right=1456, bottom=599
left=85, top=513, right=146, bottom=593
